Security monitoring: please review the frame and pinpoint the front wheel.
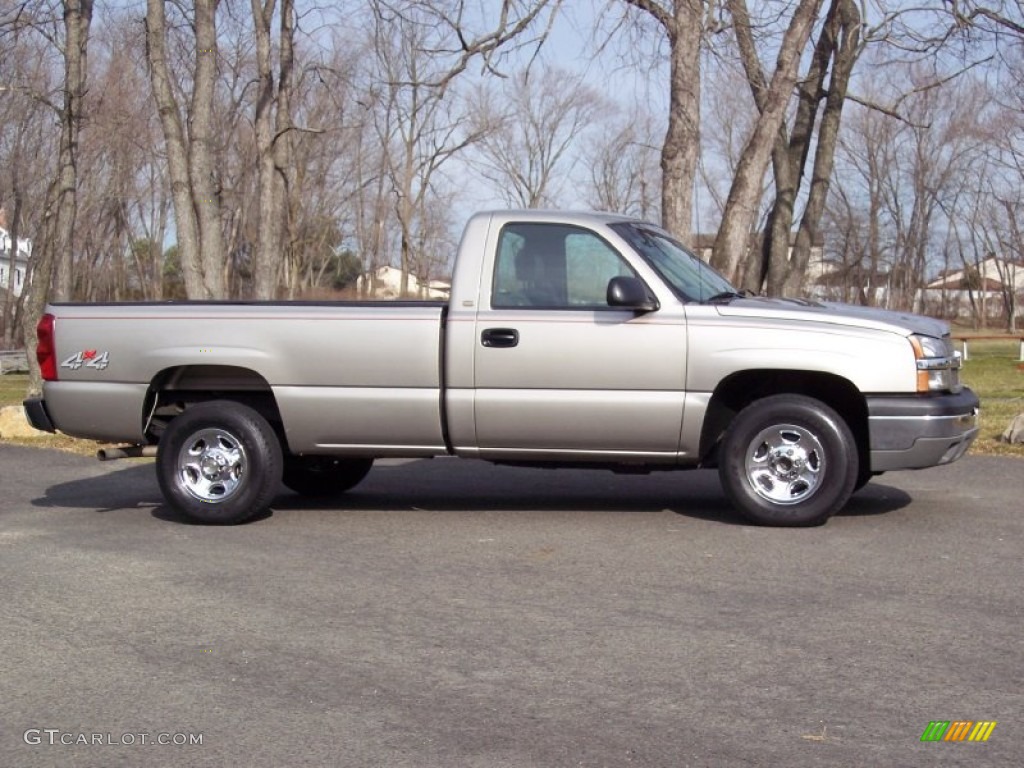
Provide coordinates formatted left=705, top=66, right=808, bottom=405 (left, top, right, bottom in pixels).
left=718, top=395, right=858, bottom=527
left=157, top=401, right=283, bottom=524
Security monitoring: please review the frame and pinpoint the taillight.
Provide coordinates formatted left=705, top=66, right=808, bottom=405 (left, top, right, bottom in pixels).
left=37, top=313, right=58, bottom=381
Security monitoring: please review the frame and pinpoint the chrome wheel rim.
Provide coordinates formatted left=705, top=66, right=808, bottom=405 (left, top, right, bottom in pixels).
left=744, top=423, right=825, bottom=505
left=177, top=428, right=247, bottom=502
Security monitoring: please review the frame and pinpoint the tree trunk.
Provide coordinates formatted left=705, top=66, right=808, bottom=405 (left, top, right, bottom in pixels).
left=2, top=193, right=25, bottom=346
left=251, top=0, right=280, bottom=299
left=250, top=0, right=296, bottom=299
left=22, top=0, right=94, bottom=394
left=780, top=0, right=861, bottom=297
left=748, top=0, right=845, bottom=295
left=735, top=0, right=816, bottom=292
left=190, top=0, right=225, bottom=298
left=146, top=0, right=224, bottom=299
left=710, top=0, right=825, bottom=283
left=998, top=200, right=1021, bottom=333
left=51, top=0, right=94, bottom=303
left=660, top=1, right=702, bottom=245
left=273, top=0, right=296, bottom=296
left=620, top=1, right=703, bottom=244
left=145, top=0, right=203, bottom=299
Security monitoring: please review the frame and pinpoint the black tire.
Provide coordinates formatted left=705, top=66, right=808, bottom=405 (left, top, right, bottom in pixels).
left=283, top=456, right=374, bottom=497
left=156, top=401, right=283, bottom=524
left=854, top=467, right=882, bottom=493
left=718, top=394, right=858, bottom=527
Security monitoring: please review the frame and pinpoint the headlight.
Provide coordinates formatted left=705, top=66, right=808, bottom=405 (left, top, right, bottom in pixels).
left=910, top=334, right=951, bottom=359
left=909, top=334, right=960, bottom=393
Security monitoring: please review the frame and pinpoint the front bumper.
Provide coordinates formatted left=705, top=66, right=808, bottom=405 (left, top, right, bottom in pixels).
left=23, top=397, right=56, bottom=433
left=867, top=388, right=980, bottom=471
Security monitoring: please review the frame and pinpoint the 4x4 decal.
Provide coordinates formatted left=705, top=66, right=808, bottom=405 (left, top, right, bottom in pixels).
left=61, top=350, right=110, bottom=371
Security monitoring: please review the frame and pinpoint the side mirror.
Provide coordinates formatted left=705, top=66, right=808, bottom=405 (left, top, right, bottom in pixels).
left=607, top=276, right=659, bottom=313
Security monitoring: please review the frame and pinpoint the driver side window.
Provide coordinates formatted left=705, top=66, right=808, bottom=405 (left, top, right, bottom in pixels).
left=492, top=223, right=636, bottom=309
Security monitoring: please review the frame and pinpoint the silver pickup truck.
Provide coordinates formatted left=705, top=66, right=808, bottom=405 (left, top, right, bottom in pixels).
left=24, top=210, right=979, bottom=526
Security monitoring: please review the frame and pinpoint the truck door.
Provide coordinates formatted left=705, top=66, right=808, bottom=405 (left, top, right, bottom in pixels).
left=471, top=221, right=687, bottom=461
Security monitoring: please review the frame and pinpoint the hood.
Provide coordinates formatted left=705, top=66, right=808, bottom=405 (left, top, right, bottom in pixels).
left=714, top=296, right=950, bottom=338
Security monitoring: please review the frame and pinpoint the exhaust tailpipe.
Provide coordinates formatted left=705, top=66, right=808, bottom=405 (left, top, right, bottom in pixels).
left=97, top=446, right=159, bottom=461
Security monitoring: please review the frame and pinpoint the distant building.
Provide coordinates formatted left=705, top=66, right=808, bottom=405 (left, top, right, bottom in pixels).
left=920, top=256, right=1024, bottom=320
left=356, top=266, right=451, bottom=299
left=0, top=210, right=32, bottom=299
left=925, top=257, right=1024, bottom=292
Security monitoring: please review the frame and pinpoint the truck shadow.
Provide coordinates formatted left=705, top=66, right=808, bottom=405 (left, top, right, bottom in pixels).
left=31, top=461, right=164, bottom=514
left=32, top=457, right=913, bottom=525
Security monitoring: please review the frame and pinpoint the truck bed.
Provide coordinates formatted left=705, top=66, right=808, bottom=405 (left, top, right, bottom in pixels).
left=42, top=301, right=450, bottom=453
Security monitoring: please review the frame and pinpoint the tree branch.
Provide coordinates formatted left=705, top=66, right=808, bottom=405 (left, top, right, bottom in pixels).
left=621, top=0, right=675, bottom=34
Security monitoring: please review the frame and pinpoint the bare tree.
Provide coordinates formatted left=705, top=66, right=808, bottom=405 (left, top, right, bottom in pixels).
left=698, top=59, right=759, bottom=225
left=825, top=99, right=900, bottom=305
left=370, top=4, right=475, bottom=295
left=73, top=13, right=171, bottom=303
left=145, top=0, right=225, bottom=299
left=250, top=0, right=296, bottom=299
left=709, top=0, right=825, bottom=284
left=890, top=78, right=989, bottom=310
left=986, top=46, right=1024, bottom=330
left=616, top=0, right=709, bottom=244
left=735, top=0, right=864, bottom=295
left=0, top=28, right=57, bottom=346
left=943, top=1, right=1024, bottom=38
left=828, top=65, right=992, bottom=312
left=941, top=91, right=1023, bottom=330
left=471, top=68, right=604, bottom=208
left=48, top=1, right=93, bottom=302
left=379, top=0, right=563, bottom=89
left=583, top=110, right=661, bottom=219
left=18, top=0, right=93, bottom=393
left=280, top=42, right=369, bottom=298
left=12, top=0, right=1023, bottom=330
left=992, top=198, right=1022, bottom=331
left=367, top=0, right=558, bottom=294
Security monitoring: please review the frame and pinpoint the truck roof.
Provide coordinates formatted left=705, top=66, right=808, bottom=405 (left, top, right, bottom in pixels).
left=473, top=209, right=649, bottom=229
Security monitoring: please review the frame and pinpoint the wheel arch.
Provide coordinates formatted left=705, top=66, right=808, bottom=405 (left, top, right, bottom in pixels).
left=144, top=364, right=288, bottom=451
left=699, top=369, right=868, bottom=470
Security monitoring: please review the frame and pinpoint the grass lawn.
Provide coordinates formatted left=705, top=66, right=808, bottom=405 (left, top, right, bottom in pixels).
left=1, top=374, right=123, bottom=457
left=0, top=373, right=30, bottom=409
left=955, top=338, right=1024, bottom=457
left=2, top=342, right=1022, bottom=458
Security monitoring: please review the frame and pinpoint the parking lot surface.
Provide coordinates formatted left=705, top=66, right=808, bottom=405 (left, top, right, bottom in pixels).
left=1, top=444, right=1021, bottom=767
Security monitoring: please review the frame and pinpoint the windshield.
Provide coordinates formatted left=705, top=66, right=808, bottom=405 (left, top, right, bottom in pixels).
left=610, top=222, right=737, bottom=303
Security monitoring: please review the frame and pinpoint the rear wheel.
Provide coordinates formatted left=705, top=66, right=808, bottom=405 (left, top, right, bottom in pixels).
left=718, top=395, right=858, bottom=527
left=157, top=401, right=282, bottom=524
left=283, top=456, right=374, bottom=497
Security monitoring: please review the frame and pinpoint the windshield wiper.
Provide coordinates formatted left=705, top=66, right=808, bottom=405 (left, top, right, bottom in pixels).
left=704, top=290, right=750, bottom=304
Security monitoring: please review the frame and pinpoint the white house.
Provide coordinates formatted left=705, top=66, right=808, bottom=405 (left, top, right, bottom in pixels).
left=356, top=265, right=451, bottom=299
left=0, top=219, right=32, bottom=299
left=925, top=256, right=1024, bottom=292
left=921, top=256, right=1024, bottom=318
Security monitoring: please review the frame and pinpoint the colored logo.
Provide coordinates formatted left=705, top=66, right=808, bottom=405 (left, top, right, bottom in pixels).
left=920, top=721, right=997, bottom=742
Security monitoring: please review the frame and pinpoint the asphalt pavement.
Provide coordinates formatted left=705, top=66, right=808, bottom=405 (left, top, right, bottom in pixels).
left=1, top=444, right=1021, bottom=767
